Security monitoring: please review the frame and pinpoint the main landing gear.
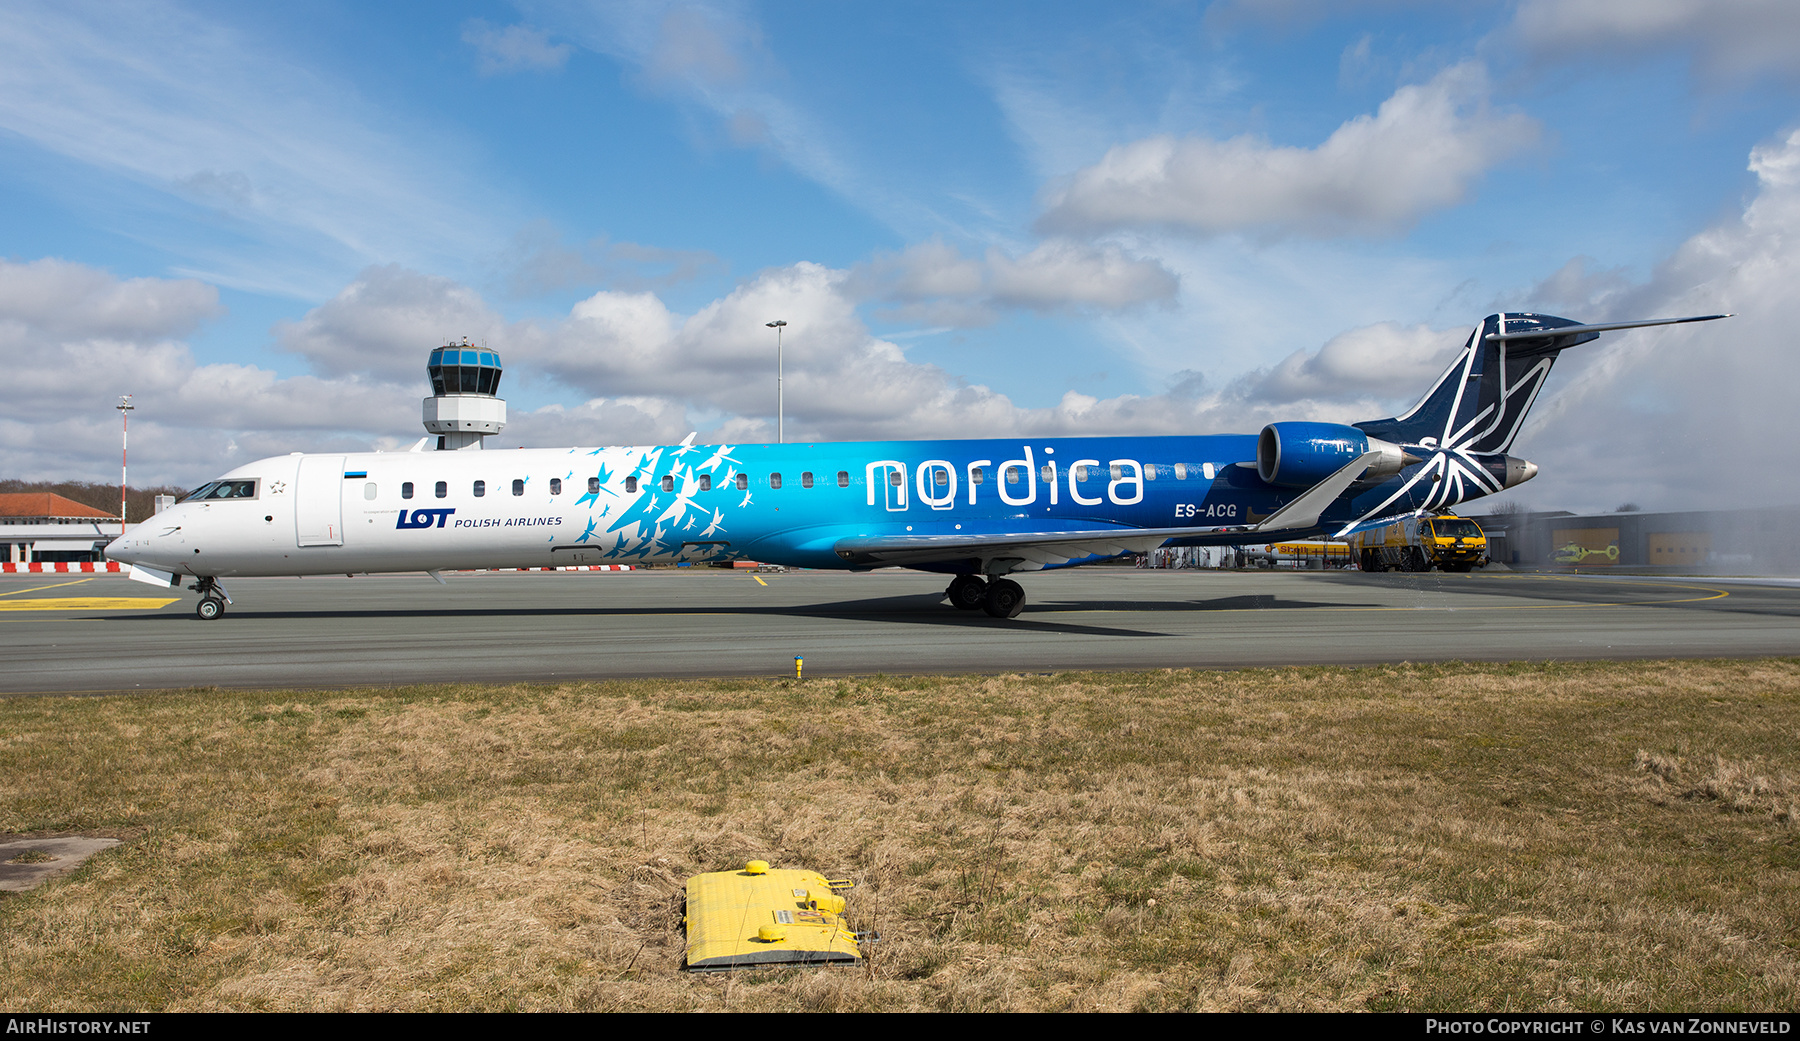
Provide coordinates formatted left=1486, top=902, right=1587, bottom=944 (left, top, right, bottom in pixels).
left=190, top=576, right=229, bottom=621
left=944, top=575, right=1027, bottom=619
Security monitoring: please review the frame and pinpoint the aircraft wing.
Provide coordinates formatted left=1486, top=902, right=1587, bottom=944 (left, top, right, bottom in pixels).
left=834, top=450, right=1380, bottom=570
left=832, top=523, right=1244, bottom=569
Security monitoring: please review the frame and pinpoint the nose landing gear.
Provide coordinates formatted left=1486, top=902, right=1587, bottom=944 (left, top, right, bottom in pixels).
left=189, top=576, right=230, bottom=621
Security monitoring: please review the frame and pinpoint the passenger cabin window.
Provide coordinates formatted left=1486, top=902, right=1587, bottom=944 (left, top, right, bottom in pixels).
left=1005, top=466, right=1022, bottom=485
left=699, top=474, right=711, bottom=491
left=549, top=478, right=561, bottom=495
left=837, top=471, right=849, bottom=488
left=435, top=481, right=447, bottom=499
left=770, top=473, right=782, bottom=489
left=889, top=470, right=903, bottom=487
left=625, top=476, right=638, bottom=493
left=1173, top=463, right=1187, bottom=480
left=1110, top=464, right=1122, bottom=480
left=402, top=482, right=414, bottom=500
left=511, top=479, right=524, bottom=496
left=1040, top=464, right=1053, bottom=483
left=1073, top=464, right=1088, bottom=482
left=588, top=477, right=600, bottom=494
left=474, top=480, right=486, bottom=497
left=971, top=467, right=985, bottom=485
left=364, top=482, right=378, bottom=500
left=661, top=475, right=674, bottom=492
left=1145, top=465, right=1157, bottom=481
left=736, top=473, right=748, bottom=491
left=802, top=472, right=814, bottom=489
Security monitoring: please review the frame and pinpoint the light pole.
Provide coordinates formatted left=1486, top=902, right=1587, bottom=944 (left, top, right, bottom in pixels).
left=765, top=320, right=788, bottom=443
left=116, top=395, right=134, bottom=531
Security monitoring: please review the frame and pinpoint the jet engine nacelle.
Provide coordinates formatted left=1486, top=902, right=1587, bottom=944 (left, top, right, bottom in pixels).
left=1257, top=422, right=1412, bottom=488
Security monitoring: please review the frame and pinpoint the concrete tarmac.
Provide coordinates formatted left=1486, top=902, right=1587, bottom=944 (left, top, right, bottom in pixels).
left=1, top=567, right=1797, bottom=693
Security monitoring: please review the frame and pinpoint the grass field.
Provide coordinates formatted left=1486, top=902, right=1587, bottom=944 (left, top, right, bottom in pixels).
left=3, top=660, right=1798, bottom=1011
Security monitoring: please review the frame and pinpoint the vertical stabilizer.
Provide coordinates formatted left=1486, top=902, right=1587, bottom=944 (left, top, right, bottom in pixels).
left=1355, top=313, right=1596, bottom=454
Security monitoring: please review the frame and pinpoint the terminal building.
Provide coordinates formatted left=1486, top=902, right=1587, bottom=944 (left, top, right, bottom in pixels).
left=2, top=493, right=122, bottom=563
left=1478, top=505, right=1800, bottom=574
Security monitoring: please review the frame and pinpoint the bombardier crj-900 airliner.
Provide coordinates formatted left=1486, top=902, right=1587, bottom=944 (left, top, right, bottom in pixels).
left=109, top=312, right=1725, bottom=620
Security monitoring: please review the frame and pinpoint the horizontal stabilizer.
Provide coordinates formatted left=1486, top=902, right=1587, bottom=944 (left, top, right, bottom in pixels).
left=1484, top=313, right=1730, bottom=343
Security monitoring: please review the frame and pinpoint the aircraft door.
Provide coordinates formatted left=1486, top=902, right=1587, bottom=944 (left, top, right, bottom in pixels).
left=295, top=455, right=346, bottom=547
left=865, top=460, right=908, bottom=512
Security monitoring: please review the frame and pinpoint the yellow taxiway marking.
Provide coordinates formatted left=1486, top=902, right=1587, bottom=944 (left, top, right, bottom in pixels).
left=0, top=597, right=179, bottom=612
left=753, top=575, right=769, bottom=586
left=0, top=578, right=96, bottom=597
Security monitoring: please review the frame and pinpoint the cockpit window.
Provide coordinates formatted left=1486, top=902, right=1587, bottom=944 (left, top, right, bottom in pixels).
left=182, top=480, right=257, bottom=501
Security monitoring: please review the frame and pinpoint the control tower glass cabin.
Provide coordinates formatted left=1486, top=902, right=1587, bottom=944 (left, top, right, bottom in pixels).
left=422, top=340, right=507, bottom=450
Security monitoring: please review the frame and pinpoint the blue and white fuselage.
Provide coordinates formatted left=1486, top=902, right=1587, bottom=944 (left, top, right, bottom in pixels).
left=107, top=310, right=1728, bottom=619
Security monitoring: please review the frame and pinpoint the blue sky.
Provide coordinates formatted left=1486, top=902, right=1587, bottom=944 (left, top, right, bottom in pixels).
left=5, top=0, right=1800, bottom=513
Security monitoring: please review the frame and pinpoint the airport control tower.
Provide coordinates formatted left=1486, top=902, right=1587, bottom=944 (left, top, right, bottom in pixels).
left=422, top=338, right=507, bottom=450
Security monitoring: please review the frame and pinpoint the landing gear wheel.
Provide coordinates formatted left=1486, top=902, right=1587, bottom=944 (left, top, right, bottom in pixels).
left=982, top=578, right=1026, bottom=619
left=946, top=574, right=988, bottom=610
left=196, top=596, right=225, bottom=621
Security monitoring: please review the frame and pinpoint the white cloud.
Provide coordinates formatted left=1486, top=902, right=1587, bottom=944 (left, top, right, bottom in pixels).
left=462, top=21, right=572, bottom=75
left=1037, top=62, right=1539, bottom=237
left=0, top=259, right=420, bottom=484
left=0, top=3, right=507, bottom=294
left=275, top=265, right=505, bottom=381
left=0, top=258, right=220, bottom=339
left=1514, top=0, right=1800, bottom=81
left=846, top=237, right=1178, bottom=325
left=1239, top=321, right=1464, bottom=405
left=987, top=241, right=1181, bottom=309
left=0, top=251, right=1459, bottom=488
left=502, top=397, right=697, bottom=450
left=1507, top=127, right=1800, bottom=512
left=500, top=223, right=721, bottom=297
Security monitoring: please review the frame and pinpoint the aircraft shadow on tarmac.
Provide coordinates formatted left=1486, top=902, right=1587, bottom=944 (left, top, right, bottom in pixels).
left=101, top=590, right=1392, bottom=638
left=115, top=593, right=1177, bottom=638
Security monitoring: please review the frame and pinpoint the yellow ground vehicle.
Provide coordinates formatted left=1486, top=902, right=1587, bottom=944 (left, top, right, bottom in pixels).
left=1348, top=512, right=1488, bottom=572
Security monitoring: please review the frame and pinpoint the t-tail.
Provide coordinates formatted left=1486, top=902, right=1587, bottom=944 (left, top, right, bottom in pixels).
left=1355, top=312, right=1730, bottom=454
left=1272, top=311, right=1735, bottom=534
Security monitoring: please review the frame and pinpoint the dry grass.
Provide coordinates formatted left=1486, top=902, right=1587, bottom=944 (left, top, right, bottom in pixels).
left=3, top=659, right=1799, bottom=1011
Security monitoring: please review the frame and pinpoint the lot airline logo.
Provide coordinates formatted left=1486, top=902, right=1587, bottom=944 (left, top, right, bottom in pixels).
left=397, top=508, right=455, bottom=529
